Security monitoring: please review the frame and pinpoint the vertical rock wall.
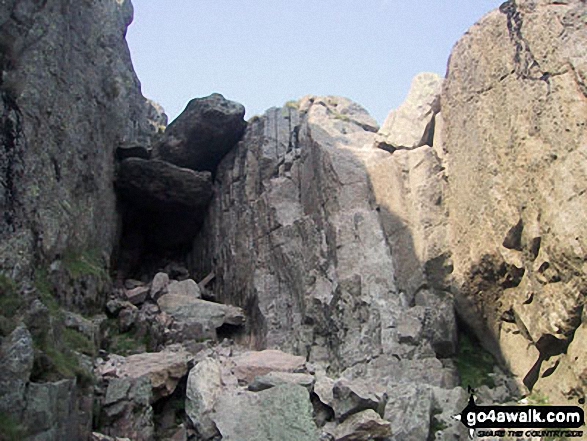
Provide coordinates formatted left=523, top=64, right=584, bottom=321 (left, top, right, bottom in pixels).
left=0, top=0, right=152, bottom=283
left=442, top=0, right=587, bottom=401
left=191, top=97, right=457, bottom=385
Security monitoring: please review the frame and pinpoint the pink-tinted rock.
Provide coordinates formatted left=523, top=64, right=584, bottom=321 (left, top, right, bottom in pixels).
left=232, top=350, right=306, bottom=384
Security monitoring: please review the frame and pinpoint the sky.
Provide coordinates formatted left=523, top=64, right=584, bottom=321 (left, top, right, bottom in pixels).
left=126, top=0, right=501, bottom=125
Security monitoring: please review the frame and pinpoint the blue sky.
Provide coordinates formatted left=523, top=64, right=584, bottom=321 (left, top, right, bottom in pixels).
left=126, top=0, right=500, bottom=124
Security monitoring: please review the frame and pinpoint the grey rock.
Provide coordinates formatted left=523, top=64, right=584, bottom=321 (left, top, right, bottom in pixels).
left=124, top=279, right=145, bottom=290
left=157, top=294, right=245, bottom=342
left=101, top=377, right=154, bottom=440
left=332, top=378, right=387, bottom=422
left=0, top=0, right=153, bottom=282
left=0, top=325, right=34, bottom=418
left=124, top=285, right=150, bottom=306
left=24, top=379, right=80, bottom=441
left=429, top=386, right=469, bottom=441
left=232, top=350, right=306, bottom=384
left=167, top=279, right=201, bottom=298
left=375, top=72, right=442, bottom=152
left=384, top=383, right=433, bottom=441
left=186, top=358, right=223, bottom=440
left=248, top=371, right=315, bottom=392
left=150, top=272, right=170, bottom=300
left=212, top=384, right=320, bottom=441
left=153, top=93, right=247, bottom=173
left=106, top=349, right=191, bottom=401
left=333, top=409, right=392, bottom=441
left=145, top=98, right=168, bottom=136
left=117, top=305, right=138, bottom=333
left=190, top=97, right=408, bottom=377
left=442, top=0, right=587, bottom=399
left=115, top=158, right=213, bottom=211
left=414, top=290, right=458, bottom=357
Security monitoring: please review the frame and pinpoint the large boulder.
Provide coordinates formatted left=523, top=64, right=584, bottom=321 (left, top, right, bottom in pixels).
left=96, top=348, right=191, bottom=402
left=157, top=293, right=245, bottom=342
left=442, top=0, right=587, bottom=400
left=185, top=358, right=223, bottom=440
left=115, top=158, right=213, bottom=211
left=153, top=93, right=247, bottom=173
left=212, top=384, right=320, bottom=441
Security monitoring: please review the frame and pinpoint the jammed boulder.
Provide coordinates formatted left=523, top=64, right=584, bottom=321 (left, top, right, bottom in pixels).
left=115, top=158, right=214, bottom=253
left=115, top=158, right=213, bottom=211
left=153, top=93, right=247, bottom=173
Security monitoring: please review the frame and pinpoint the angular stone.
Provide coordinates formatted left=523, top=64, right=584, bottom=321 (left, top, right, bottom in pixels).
left=333, top=409, right=392, bottom=441
left=0, top=325, right=34, bottom=418
left=375, top=72, right=442, bottom=151
left=332, top=378, right=387, bottom=422
left=232, top=350, right=306, bottom=384
left=124, top=285, right=150, bottom=306
left=91, top=433, right=132, bottom=441
left=314, top=375, right=336, bottom=409
left=248, top=371, right=315, bottom=392
left=150, top=272, right=170, bottom=300
left=167, top=279, right=201, bottom=299
left=101, top=377, right=154, bottom=440
left=186, top=358, right=223, bottom=440
left=154, top=93, right=247, bottom=173
left=212, top=384, right=320, bottom=441
left=114, top=349, right=191, bottom=401
left=157, top=294, right=244, bottom=342
left=115, top=158, right=213, bottom=211
left=24, top=379, right=79, bottom=440
left=384, top=383, right=433, bottom=441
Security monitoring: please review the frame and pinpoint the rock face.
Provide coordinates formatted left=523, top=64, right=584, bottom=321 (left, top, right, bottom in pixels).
left=190, top=96, right=457, bottom=387
left=153, top=93, right=247, bottom=173
left=442, top=0, right=587, bottom=401
left=0, top=0, right=154, bottom=281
